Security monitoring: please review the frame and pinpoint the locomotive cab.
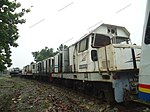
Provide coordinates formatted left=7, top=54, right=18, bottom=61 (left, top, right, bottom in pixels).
left=92, top=24, right=141, bottom=102
left=66, top=23, right=141, bottom=103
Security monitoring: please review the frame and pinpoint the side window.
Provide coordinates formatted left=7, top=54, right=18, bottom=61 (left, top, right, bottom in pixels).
left=144, top=12, right=150, bottom=44
left=79, top=37, right=89, bottom=52
left=49, top=59, right=51, bottom=67
left=91, top=50, right=98, bottom=61
left=52, top=59, right=54, bottom=72
left=32, top=64, right=35, bottom=69
left=38, top=62, right=42, bottom=71
left=46, top=60, right=48, bottom=68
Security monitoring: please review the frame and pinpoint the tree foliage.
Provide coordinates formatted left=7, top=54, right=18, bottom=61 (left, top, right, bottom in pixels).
left=32, top=47, right=56, bottom=62
left=0, top=0, right=30, bottom=71
left=32, top=45, right=68, bottom=62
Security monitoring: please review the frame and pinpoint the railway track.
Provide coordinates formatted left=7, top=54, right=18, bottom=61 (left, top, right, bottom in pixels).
left=54, top=82, right=150, bottom=111
left=115, top=101, right=150, bottom=112
left=19, top=75, right=150, bottom=111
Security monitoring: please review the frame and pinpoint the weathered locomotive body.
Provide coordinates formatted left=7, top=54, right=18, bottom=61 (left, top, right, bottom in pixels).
left=23, top=24, right=141, bottom=103
left=139, top=0, right=150, bottom=102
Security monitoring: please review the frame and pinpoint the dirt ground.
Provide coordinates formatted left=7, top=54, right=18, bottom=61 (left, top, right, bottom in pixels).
left=0, top=75, right=150, bottom=112
left=0, top=75, right=107, bottom=112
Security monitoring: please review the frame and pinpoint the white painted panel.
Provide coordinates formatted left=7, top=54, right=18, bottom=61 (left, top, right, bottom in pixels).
left=54, top=54, right=59, bottom=73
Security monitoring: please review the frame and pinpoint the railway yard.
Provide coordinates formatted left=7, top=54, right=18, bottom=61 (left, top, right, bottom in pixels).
left=0, top=74, right=149, bottom=112
left=1, top=1, right=150, bottom=112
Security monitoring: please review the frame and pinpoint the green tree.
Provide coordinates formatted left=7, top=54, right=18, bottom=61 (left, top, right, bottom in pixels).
left=0, top=0, right=30, bottom=71
left=32, top=45, right=68, bottom=62
left=32, top=47, right=55, bottom=62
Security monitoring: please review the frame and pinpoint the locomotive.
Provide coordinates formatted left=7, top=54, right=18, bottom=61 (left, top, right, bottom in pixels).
left=22, top=23, right=141, bottom=103
left=139, top=0, right=150, bottom=102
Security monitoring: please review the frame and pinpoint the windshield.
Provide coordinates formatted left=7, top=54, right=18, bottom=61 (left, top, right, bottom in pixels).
left=111, top=37, right=130, bottom=44
left=92, top=34, right=111, bottom=48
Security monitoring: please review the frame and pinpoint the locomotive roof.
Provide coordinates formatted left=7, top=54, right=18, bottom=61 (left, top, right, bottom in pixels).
left=70, top=23, right=130, bottom=47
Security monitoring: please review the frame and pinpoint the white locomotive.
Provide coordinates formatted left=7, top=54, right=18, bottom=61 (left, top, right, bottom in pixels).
left=139, top=0, right=150, bottom=102
left=23, top=23, right=141, bottom=103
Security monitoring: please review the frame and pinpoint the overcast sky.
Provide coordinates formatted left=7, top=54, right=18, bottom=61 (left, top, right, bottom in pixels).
left=11, top=0, right=147, bottom=68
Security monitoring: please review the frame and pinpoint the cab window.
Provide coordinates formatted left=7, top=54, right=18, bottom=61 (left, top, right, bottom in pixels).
left=78, top=37, right=89, bottom=52
left=144, top=12, right=150, bottom=44
left=92, top=34, right=110, bottom=48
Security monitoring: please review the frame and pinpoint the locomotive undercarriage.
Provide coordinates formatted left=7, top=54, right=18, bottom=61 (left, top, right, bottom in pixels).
left=52, top=77, right=115, bottom=103
left=21, top=69, right=138, bottom=103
